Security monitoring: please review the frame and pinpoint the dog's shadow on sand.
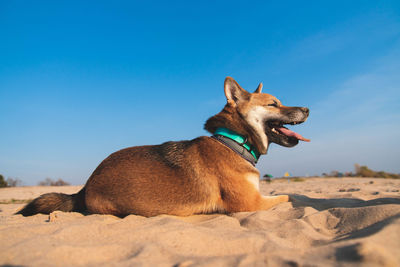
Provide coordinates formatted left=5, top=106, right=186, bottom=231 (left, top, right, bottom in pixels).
left=289, top=194, right=400, bottom=211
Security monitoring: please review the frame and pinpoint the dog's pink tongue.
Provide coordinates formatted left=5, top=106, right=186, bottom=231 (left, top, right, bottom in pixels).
left=277, top=127, right=310, bottom=142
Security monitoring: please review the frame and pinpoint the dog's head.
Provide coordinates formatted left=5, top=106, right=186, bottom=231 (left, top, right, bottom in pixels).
left=205, top=77, right=310, bottom=154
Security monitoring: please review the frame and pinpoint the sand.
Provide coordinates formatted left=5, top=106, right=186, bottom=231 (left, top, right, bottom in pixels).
left=1, top=177, right=399, bottom=266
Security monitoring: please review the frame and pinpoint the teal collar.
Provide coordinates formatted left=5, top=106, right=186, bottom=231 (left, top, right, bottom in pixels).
left=214, top=128, right=260, bottom=163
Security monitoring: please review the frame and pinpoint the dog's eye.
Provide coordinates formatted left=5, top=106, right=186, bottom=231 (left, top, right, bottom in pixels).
left=268, top=102, right=278, bottom=107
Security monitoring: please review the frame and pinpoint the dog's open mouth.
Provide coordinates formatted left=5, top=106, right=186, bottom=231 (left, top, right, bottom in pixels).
left=266, top=120, right=310, bottom=147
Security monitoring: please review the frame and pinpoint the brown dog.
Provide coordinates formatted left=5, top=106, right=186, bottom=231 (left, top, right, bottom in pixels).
left=18, top=77, right=309, bottom=217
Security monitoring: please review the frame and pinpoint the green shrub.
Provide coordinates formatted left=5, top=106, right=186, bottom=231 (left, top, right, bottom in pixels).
left=0, top=174, right=7, bottom=187
left=291, top=177, right=305, bottom=182
left=354, top=164, right=400, bottom=178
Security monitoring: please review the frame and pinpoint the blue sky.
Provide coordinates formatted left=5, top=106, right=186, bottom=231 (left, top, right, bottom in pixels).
left=1, top=1, right=399, bottom=185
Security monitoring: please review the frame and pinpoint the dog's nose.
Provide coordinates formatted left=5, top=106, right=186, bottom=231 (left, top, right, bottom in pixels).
left=301, top=107, right=309, bottom=115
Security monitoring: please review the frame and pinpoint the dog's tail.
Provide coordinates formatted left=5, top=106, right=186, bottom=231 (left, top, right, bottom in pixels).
left=16, top=187, right=86, bottom=216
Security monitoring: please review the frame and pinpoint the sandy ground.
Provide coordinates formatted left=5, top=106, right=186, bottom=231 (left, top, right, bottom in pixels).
left=1, top=177, right=399, bottom=267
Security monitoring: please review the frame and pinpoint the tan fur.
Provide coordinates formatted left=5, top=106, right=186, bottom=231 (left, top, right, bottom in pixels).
left=18, top=77, right=309, bottom=217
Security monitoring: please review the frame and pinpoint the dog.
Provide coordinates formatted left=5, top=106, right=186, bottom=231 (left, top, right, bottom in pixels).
left=17, top=77, right=310, bottom=217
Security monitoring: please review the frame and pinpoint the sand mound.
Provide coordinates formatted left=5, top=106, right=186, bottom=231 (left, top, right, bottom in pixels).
left=1, top=178, right=399, bottom=266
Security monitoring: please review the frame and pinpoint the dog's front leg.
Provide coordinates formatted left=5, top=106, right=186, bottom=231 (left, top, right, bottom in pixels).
left=258, top=195, right=289, bottom=210
left=222, top=191, right=289, bottom=212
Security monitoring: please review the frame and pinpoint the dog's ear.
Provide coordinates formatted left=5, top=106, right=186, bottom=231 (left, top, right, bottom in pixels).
left=224, top=77, right=250, bottom=106
left=254, top=82, right=263, bottom=93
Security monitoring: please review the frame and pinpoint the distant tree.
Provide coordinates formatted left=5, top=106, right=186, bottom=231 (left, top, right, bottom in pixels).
left=357, top=166, right=376, bottom=177
left=52, top=178, right=70, bottom=186
left=6, top=177, right=22, bottom=187
left=344, top=172, right=354, bottom=177
left=329, top=170, right=339, bottom=177
left=0, top=174, right=7, bottom=187
left=38, top=178, right=52, bottom=186
left=38, top=178, right=70, bottom=186
left=354, top=163, right=361, bottom=174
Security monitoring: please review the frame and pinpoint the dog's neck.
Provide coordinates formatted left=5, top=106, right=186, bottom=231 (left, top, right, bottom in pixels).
left=204, top=105, right=269, bottom=154
left=212, top=127, right=260, bottom=166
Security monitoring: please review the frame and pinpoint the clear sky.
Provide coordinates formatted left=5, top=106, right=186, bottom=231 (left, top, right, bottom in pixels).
left=1, top=1, right=400, bottom=185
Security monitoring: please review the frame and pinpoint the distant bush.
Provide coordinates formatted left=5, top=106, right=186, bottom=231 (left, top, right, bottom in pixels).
left=38, top=178, right=70, bottom=186
left=0, top=174, right=7, bottom=187
left=291, top=177, right=305, bottom=182
left=322, top=170, right=345, bottom=177
left=0, top=175, right=22, bottom=187
left=354, top=164, right=400, bottom=178
left=322, top=164, right=400, bottom=179
left=6, top=177, right=22, bottom=187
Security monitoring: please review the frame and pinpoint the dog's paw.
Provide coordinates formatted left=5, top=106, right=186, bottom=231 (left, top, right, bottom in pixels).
left=279, top=194, right=290, bottom=203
